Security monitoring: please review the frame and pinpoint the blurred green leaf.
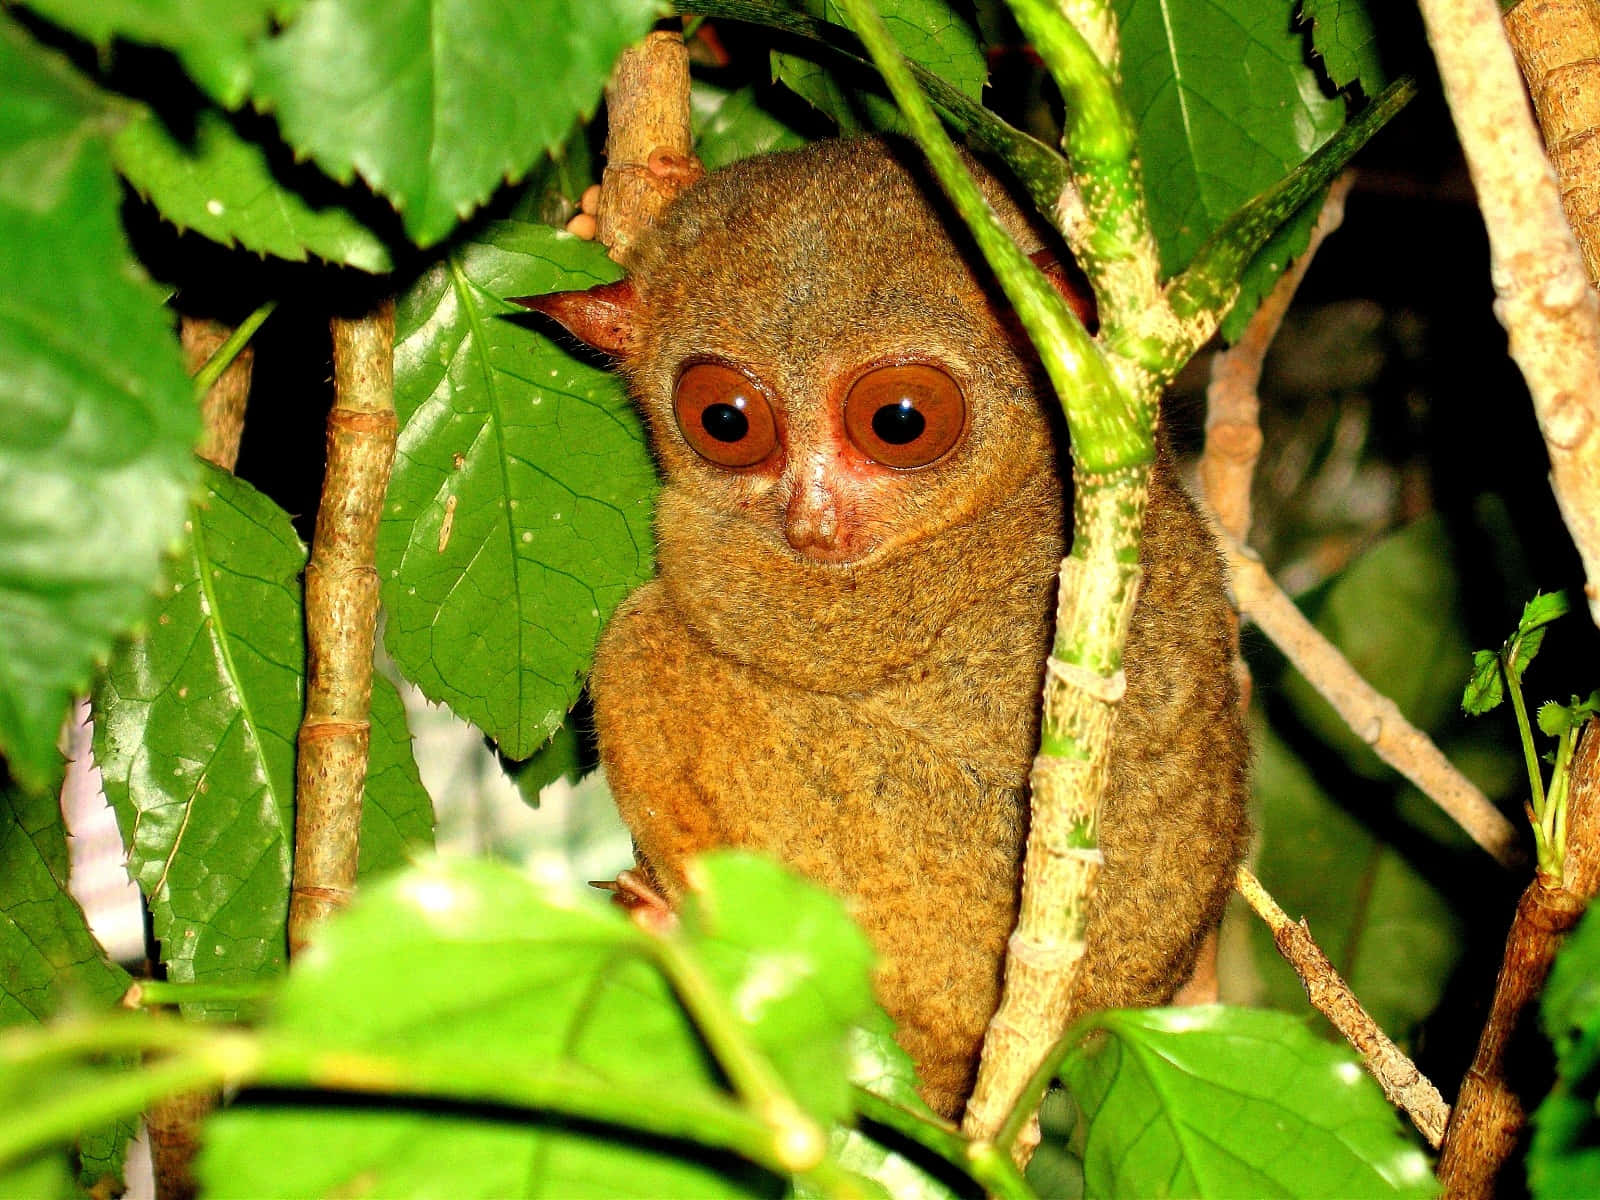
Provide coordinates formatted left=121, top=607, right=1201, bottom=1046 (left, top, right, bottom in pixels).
left=1531, top=906, right=1600, bottom=1198
left=1055, top=1007, right=1437, bottom=1198
left=680, top=852, right=876, bottom=1127
left=251, top=0, right=667, bottom=245
left=200, top=853, right=876, bottom=1197
left=0, top=1151, right=74, bottom=1200
left=0, top=20, right=197, bottom=791
left=692, top=82, right=810, bottom=171
left=378, top=221, right=655, bottom=759
left=15, top=0, right=292, bottom=107
left=773, top=0, right=985, bottom=135
left=1113, top=0, right=1345, bottom=333
left=1244, top=722, right=1464, bottom=1040
left=1286, top=517, right=1472, bottom=777
left=113, top=107, right=393, bottom=272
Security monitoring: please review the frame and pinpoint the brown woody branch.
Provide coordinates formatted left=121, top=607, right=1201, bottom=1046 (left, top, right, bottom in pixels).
left=181, top=316, right=252, bottom=472
left=1505, top=0, right=1600, bottom=286
left=287, top=302, right=397, bottom=955
left=595, top=29, right=698, bottom=262
left=1417, top=0, right=1600, bottom=630
left=1227, top=543, right=1524, bottom=869
left=1436, top=722, right=1600, bottom=1197
left=1235, top=866, right=1450, bottom=1148
left=1200, top=174, right=1355, bottom=545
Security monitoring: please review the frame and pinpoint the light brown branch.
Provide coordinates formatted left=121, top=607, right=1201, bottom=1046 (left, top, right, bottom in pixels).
left=1505, top=0, right=1600, bottom=286
left=1235, top=866, right=1450, bottom=1148
left=596, top=30, right=698, bottom=262
left=1436, top=722, right=1600, bottom=1197
left=180, top=316, right=251, bottom=472
left=1200, top=174, right=1355, bottom=545
left=1417, top=0, right=1600, bottom=630
left=1226, top=542, right=1523, bottom=868
left=287, top=302, right=397, bottom=955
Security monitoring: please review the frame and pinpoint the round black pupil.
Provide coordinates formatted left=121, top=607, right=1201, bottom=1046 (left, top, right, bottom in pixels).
left=871, top=398, right=926, bottom=445
left=701, top=401, right=749, bottom=443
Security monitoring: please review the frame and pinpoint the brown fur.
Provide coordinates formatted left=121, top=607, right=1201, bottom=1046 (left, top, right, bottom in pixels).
left=570, top=138, right=1249, bottom=1118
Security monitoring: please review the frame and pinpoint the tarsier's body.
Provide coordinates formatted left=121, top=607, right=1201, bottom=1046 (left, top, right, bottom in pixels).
left=532, top=138, right=1249, bottom=1118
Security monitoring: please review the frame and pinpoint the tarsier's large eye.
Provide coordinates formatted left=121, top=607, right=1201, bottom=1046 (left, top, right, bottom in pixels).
left=673, top=363, right=779, bottom=467
left=843, top=364, right=966, bottom=469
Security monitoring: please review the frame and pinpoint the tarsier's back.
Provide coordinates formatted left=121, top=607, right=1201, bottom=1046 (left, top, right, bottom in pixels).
left=553, top=138, right=1250, bottom=1119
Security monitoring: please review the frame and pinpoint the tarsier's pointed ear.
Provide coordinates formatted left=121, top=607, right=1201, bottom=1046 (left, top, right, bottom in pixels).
left=1027, top=248, right=1098, bottom=333
left=509, top=279, right=641, bottom=358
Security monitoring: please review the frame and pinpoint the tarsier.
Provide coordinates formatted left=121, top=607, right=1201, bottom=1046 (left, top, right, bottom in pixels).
left=520, top=137, right=1250, bottom=1119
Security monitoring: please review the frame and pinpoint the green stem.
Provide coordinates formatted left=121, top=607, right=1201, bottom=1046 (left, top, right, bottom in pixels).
left=831, top=0, right=1143, bottom=472
left=852, top=1089, right=1037, bottom=1200
left=191, top=300, right=276, bottom=403
left=127, top=980, right=271, bottom=1009
left=1504, top=649, right=1547, bottom=821
left=649, top=931, right=827, bottom=1171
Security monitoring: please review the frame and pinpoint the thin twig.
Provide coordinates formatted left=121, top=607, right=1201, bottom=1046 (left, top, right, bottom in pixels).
left=1226, top=542, right=1524, bottom=869
left=1200, top=174, right=1356, bottom=545
left=1235, top=866, right=1450, bottom=1148
left=182, top=306, right=273, bottom=472
left=1417, top=0, right=1600, bottom=630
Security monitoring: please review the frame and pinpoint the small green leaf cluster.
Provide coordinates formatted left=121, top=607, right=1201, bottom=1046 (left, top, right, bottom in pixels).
left=1461, top=591, right=1592, bottom=879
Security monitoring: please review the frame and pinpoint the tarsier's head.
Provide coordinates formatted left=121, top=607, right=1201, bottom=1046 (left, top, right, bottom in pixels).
left=521, top=138, right=1093, bottom=684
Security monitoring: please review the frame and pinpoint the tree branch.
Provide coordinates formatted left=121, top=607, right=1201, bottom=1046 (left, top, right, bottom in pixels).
left=1417, top=0, right=1600, bottom=630
left=1226, top=542, right=1524, bottom=869
left=287, top=301, right=397, bottom=954
left=1235, top=866, right=1450, bottom=1148
left=1436, top=720, right=1600, bottom=1196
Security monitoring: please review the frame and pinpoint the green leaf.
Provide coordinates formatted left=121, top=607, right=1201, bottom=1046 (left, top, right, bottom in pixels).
left=0, top=20, right=197, bottom=792
left=0, top=1151, right=73, bottom=1200
left=93, top=466, right=305, bottom=1015
left=0, top=780, right=134, bottom=1186
left=1300, top=0, right=1387, bottom=95
left=358, top=671, right=436, bottom=876
left=504, top=712, right=590, bottom=807
left=773, top=0, right=985, bottom=135
left=14, top=0, right=291, bottom=107
left=378, top=221, right=655, bottom=759
left=1285, top=517, right=1472, bottom=778
left=680, top=852, right=876, bottom=1127
left=198, top=855, right=823, bottom=1198
left=1507, top=590, right=1571, bottom=683
left=1244, top=722, right=1464, bottom=1040
left=1463, top=648, right=1505, bottom=716
left=1055, top=1007, right=1437, bottom=1198
left=0, top=783, right=131, bottom=1026
left=113, top=106, right=394, bottom=273
left=1531, top=906, right=1600, bottom=1198
left=1537, top=700, right=1573, bottom=738
left=692, top=82, right=811, bottom=171
left=1113, top=0, right=1346, bottom=289
left=251, top=0, right=668, bottom=246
